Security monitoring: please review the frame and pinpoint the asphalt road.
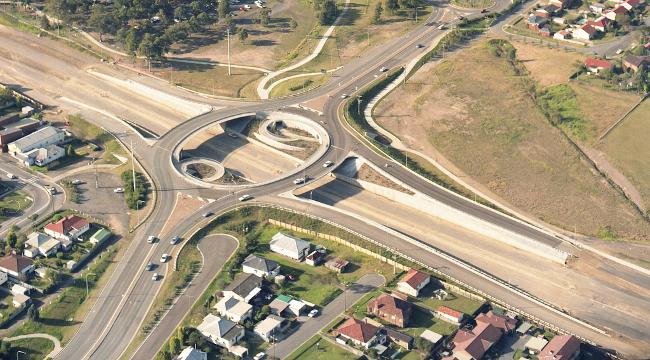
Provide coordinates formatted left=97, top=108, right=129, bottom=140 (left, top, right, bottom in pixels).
left=130, top=234, right=238, bottom=360
left=266, top=273, right=385, bottom=359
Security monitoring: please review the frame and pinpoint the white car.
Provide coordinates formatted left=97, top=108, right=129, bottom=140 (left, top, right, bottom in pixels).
left=255, top=1, right=265, bottom=7
left=293, top=178, right=305, bottom=185
left=340, top=94, right=348, bottom=99
left=170, top=236, right=181, bottom=245
left=160, top=254, right=171, bottom=263
left=114, top=187, right=124, bottom=193
left=147, top=235, right=157, bottom=243
left=238, top=194, right=252, bottom=201
left=308, top=309, right=319, bottom=317
left=49, top=187, right=57, bottom=195
left=71, top=179, right=83, bottom=185
left=6, top=173, right=16, bottom=179
left=323, top=160, right=333, bottom=168
left=253, top=353, right=266, bottom=360
left=152, top=273, right=160, bottom=281
left=379, top=67, right=389, bottom=72
left=244, top=4, right=251, bottom=9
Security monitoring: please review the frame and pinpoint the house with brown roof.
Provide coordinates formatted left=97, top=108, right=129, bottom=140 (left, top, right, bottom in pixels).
left=603, top=5, right=627, bottom=20
left=623, top=55, right=650, bottom=72
left=0, top=253, right=34, bottom=280
left=573, top=24, right=597, bottom=40
left=584, top=58, right=614, bottom=73
left=367, top=293, right=413, bottom=328
left=44, top=215, right=90, bottom=241
left=451, top=321, right=503, bottom=360
left=435, top=305, right=464, bottom=324
left=539, top=334, right=581, bottom=360
left=396, top=269, right=430, bottom=297
left=475, top=311, right=518, bottom=334
left=385, top=328, right=414, bottom=350
left=335, top=318, right=385, bottom=349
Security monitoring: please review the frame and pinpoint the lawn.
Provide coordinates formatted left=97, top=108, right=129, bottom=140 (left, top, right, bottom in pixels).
left=269, top=74, right=330, bottom=98
left=7, top=337, right=54, bottom=360
left=152, top=62, right=264, bottom=98
left=0, top=190, right=33, bottom=218
left=374, top=38, right=650, bottom=241
left=413, top=285, right=484, bottom=315
left=64, top=115, right=126, bottom=165
left=286, top=335, right=357, bottom=360
left=408, top=308, right=457, bottom=336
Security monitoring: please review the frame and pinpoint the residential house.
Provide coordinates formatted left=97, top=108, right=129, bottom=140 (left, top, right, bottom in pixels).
left=367, top=294, right=413, bottom=328
left=396, top=269, right=430, bottom=297
left=539, top=26, right=552, bottom=37
left=584, top=58, right=614, bottom=73
left=12, top=293, right=30, bottom=308
left=0, top=128, right=24, bottom=152
left=589, top=2, right=605, bottom=13
left=11, top=284, right=28, bottom=295
left=475, top=310, right=518, bottom=334
left=242, top=254, right=280, bottom=278
left=7, top=126, right=64, bottom=166
left=552, top=17, right=567, bottom=25
left=335, top=318, right=385, bottom=349
left=175, top=347, right=207, bottom=360
left=385, top=328, right=414, bottom=350
left=0, top=271, right=7, bottom=286
left=305, top=249, right=326, bottom=266
left=539, top=335, right=581, bottom=360
left=89, top=227, right=112, bottom=245
left=254, top=314, right=289, bottom=341
left=549, top=0, right=572, bottom=8
left=535, top=8, right=552, bottom=18
left=270, top=232, right=311, bottom=261
left=554, top=30, right=571, bottom=39
left=269, top=296, right=290, bottom=317
left=215, top=296, right=253, bottom=323
left=420, top=329, right=443, bottom=345
left=527, top=14, right=548, bottom=30
left=620, top=0, right=640, bottom=10
left=287, top=298, right=307, bottom=316
left=324, top=257, right=349, bottom=273
left=586, top=18, right=608, bottom=32
left=623, top=55, right=650, bottom=72
left=23, top=232, right=61, bottom=258
left=0, top=253, right=34, bottom=280
left=435, top=305, right=464, bottom=324
left=525, top=336, right=549, bottom=354
left=451, top=321, right=504, bottom=360
left=223, top=273, right=263, bottom=303
left=573, top=24, right=597, bottom=40
left=196, top=314, right=246, bottom=350
left=44, top=215, right=90, bottom=241
left=603, top=5, right=627, bottom=20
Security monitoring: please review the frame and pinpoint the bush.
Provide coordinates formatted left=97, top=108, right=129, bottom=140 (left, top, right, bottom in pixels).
left=120, top=170, right=147, bottom=210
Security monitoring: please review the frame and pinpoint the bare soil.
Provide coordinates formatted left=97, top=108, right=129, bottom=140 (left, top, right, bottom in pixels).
left=355, top=164, right=414, bottom=195
left=375, top=39, right=650, bottom=241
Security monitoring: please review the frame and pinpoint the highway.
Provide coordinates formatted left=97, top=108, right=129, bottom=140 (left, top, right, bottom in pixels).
left=4, top=0, right=639, bottom=358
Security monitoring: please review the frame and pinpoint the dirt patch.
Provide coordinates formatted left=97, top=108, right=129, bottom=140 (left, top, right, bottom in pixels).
left=186, top=163, right=217, bottom=179
left=159, top=193, right=209, bottom=238
left=355, top=164, right=414, bottom=195
left=375, top=39, right=650, bottom=241
left=511, top=41, right=584, bottom=87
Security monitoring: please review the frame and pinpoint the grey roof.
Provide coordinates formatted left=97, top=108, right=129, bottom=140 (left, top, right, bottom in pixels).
left=0, top=128, right=22, bottom=136
left=225, top=273, right=263, bottom=298
left=176, top=347, right=207, bottom=360
left=385, top=328, right=413, bottom=343
left=243, top=254, right=279, bottom=273
left=270, top=232, right=310, bottom=254
left=9, top=126, right=62, bottom=152
left=222, top=324, right=244, bottom=342
left=197, top=314, right=235, bottom=338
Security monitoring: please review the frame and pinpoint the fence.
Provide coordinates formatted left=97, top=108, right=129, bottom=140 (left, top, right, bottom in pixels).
left=0, top=82, right=45, bottom=110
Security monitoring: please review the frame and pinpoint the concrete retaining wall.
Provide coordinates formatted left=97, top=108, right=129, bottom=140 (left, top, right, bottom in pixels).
left=333, top=161, right=569, bottom=264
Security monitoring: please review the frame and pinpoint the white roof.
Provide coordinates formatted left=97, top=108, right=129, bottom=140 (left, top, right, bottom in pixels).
left=289, top=299, right=306, bottom=311
left=215, top=296, right=252, bottom=318
left=420, top=329, right=443, bottom=344
left=11, top=284, right=28, bottom=295
left=9, top=126, right=62, bottom=152
left=525, top=336, right=549, bottom=351
left=176, top=346, right=206, bottom=360
left=254, top=315, right=284, bottom=334
left=27, top=232, right=60, bottom=251
left=197, top=314, right=236, bottom=339
left=270, top=232, right=310, bottom=253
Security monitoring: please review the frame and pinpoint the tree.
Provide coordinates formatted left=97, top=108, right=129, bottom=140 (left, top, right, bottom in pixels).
left=0, top=88, right=13, bottom=105
left=89, top=5, right=117, bottom=41
left=415, top=337, right=434, bottom=353
left=318, top=0, right=338, bottom=25
left=40, top=15, right=51, bottom=30
left=125, top=28, right=141, bottom=55
left=0, top=340, right=10, bottom=358
left=5, top=231, right=17, bottom=249
left=177, top=326, right=186, bottom=344
left=289, top=17, right=297, bottom=29
left=170, top=336, right=181, bottom=354
left=138, top=33, right=163, bottom=63
left=385, top=0, right=398, bottom=14
left=238, top=28, right=249, bottom=43
left=260, top=8, right=271, bottom=26
left=218, top=0, right=230, bottom=19
left=224, top=18, right=237, bottom=33
left=372, top=2, right=383, bottom=24
left=27, top=304, right=40, bottom=322
left=65, top=144, right=76, bottom=157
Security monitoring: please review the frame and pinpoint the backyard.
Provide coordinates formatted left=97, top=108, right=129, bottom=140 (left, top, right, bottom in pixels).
left=286, top=335, right=356, bottom=360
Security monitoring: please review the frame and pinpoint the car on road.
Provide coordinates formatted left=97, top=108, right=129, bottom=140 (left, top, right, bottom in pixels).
left=243, top=4, right=251, bottom=9
left=147, top=235, right=157, bottom=243
left=480, top=8, right=488, bottom=13
left=170, top=236, right=181, bottom=245
left=308, top=309, right=319, bottom=317
left=6, top=173, right=16, bottom=179
left=114, top=187, right=124, bottom=193
left=203, top=211, right=214, bottom=217
left=340, top=94, right=348, bottom=99
left=145, top=263, right=154, bottom=271
left=416, top=44, right=424, bottom=48
left=437, top=24, right=446, bottom=30
left=379, top=67, right=389, bottom=72
left=255, top=0, right=265, bottom=7
left=160, top=254, right=171, bottom=263
left=49, top=186, right=57, bottom=195
left=323, top=160, right=333, bottom=168
left=152, top=273, right=160, bottom=281
left=238, top=194, right=252, bottom=201
left=227, top=132, right=238, bottom=138
left=253, top=353, right=266, bottom=360
left=293, top=177, right=306, bottom=185
left=616, top=48, right=623, bottom=54
left=71, top=179, right=83, bottom=185
left=457, top=15, right=465, bottom=20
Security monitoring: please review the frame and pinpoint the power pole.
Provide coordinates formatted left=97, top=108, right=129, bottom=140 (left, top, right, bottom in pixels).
left=227, top=28, right=232, bottom=76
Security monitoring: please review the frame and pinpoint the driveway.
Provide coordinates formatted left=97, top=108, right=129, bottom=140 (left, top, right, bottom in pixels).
left=266, top=273, right=385, bottom=359
left=130, top=234, right=238, bottom=360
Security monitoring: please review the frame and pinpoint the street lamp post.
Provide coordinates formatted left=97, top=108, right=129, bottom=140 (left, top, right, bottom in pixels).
left=85, top=272, right=96, bottom=299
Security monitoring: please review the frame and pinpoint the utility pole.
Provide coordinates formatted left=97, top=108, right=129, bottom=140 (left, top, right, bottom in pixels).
left=94, top=158, right=98, bottom=189
left=227, top=28, right=232, bottom=76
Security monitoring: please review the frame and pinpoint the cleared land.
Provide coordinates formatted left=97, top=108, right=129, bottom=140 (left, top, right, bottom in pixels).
left=374, top=39, right=650, bottom=242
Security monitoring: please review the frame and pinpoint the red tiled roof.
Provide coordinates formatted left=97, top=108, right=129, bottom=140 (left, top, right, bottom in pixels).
left=436, top=305, right=463, bottom=320
left=476, top=311, right=518, bottom=333
left=586, top=19, right=606, bottom=28
left=399, top=269, right=429, bottom=290
left=613, top=5, right=628, bottom=13
left=643, top=41, right=650, bottom=49
left=453, top=322, right=503, bottom=360
left=44, top=215, right=89, bottom=235
left=580, top=24, right=597, bottom=35
left=539, top=335, right=581, bottom=360
left=585, top=58, right=613, bottom=69
left=0, top=254, right=33, bottom=273
left=337, top=318, right=379, bottom=343
left=626, top=0, right=640, bottom=6
left=368, top=294, right=412, bottom=321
